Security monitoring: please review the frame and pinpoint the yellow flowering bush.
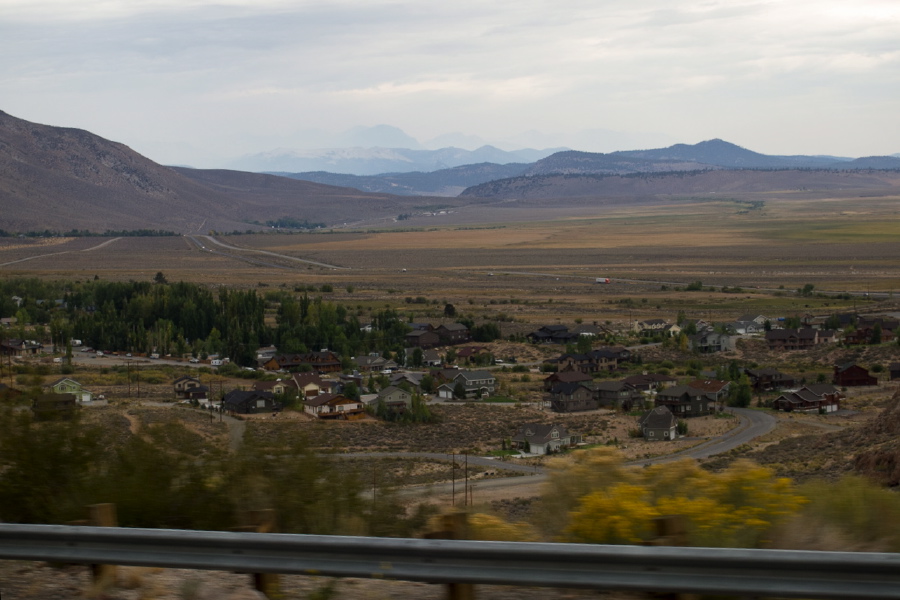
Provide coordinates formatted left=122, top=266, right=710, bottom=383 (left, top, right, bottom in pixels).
left=556, top=450, right=807, bottom=547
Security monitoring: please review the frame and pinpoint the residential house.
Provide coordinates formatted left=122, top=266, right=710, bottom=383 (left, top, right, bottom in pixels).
left=255, top=345, right=278, bottom=361
left=435, top=323, right=470, bottom=345
left=173, top=376, right=210, bottom=403
left=844, top=317, right=898, bottom=345
left=373, top=385, right=413, bottom=414
left=623, top=373, right=677, bottom=392
left=554, top=348, right=619, bottom=374
left=833, top=364, right=877, bottom=387
left=633, top=318, right=669, bottom=335
left=456, top=346, right=491, bottom=364
left=549, top=381, right=599, bottom=413
left=511, top=423, right=579, bottom=455
left=32, top=393, right=78, bottom=420
left=48, top=378, right=93, bottom=404
left=405, top=329, right=440, bottom=349
left=745, top=368, right=796, bottom=391
left=543, top=370, right=593, bottom=392
left=766, top=328, right=836, bottom=351
left=772, top=385, right=842, bottom=413
left=403, top=347, right=442, bottom=367
left=688, top=330, right=734, bottom=353
left=223, top=390, right=280, bottom=414
left=262, top=351, right=343, bottom=373
left=655, top=385, right=711, bottom=416
left=686, top=379, right=731, bottom=408
left=0, top=338, right=43, bottom=357
left=451, top=370, right=496, bottom=399
left=594, top=381, right=643, bottom=411
left=527, top=325, right=579, bottom=344
left=404, top=329, right=441, bottom=356
left=730, top=320, right=765, bottom=335
left=640, top=406, right=678, bottom=441
left=304, top=393, right=365, bottom=420
left=573, top=323, right=610, bottom=337
left=251, top=378, right=299, bottom=398
left=391, top=372, right=423, bottom=391
left=292, top=372, right=330, bottom=398
left=890, top=362, right=900, bottom=381
left=354, top=353, right=398, bottom=372
left=737, top=314, right=770, bottom=326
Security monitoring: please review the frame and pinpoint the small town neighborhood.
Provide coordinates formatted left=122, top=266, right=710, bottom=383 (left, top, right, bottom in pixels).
left=5, top=302, right=898, bottom=453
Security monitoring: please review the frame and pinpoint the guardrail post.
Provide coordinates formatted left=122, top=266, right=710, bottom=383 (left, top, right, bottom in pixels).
left=88, top=503, right=118, bottom=587
left=231, top=509, right=280, bottom=598
left=424, top=513, right=475, bottom=600
left=647, top=515, right=694, bottom=600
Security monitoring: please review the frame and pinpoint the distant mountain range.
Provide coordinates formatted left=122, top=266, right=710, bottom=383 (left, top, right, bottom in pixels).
left=1, top=109, right=899, bottom=232
left=276, top=139, right=900, bottom=197
left=228, top=145, right=560, bottom=176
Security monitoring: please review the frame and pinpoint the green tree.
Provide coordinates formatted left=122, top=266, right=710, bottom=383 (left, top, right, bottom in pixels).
left=344, top=382, right=360, bottom=401
left=728, top=375, right=752, bottom=408
left=410, top=347, right=424, bottom=368
left=871, top=323, right=882, bottom=345
left=576, top=335, right=593, bottom=354
left=453, top=380, right=467, bottom=400
left=420, top=373, right=435, bottom=394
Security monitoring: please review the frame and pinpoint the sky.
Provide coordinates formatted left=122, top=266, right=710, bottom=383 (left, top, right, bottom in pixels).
left=2, top=0, right=899, bottom=167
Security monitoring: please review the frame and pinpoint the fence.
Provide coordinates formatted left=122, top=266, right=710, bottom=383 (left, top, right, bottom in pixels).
left=2, top=523, right=900, bottom=599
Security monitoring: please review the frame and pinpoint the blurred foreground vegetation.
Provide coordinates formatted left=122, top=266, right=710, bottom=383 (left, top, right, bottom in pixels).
left=2, top=411, right=899, bottom=552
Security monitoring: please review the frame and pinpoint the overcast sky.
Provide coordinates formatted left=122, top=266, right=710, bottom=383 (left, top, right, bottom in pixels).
left=2, top=0, right=898, bottom=167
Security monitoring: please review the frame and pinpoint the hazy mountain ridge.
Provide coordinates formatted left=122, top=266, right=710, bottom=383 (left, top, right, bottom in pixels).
left=459, top=168, right=900, bottom=200
left=273, top=162, right=529, bottom=196
left=228, top=145, right=561, bottom=175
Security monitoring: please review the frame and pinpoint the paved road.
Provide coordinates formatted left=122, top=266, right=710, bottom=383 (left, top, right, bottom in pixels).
left=187, top=235, right=348, bottom=270
left=0, top=237, right=121, bottom=268
left=347, top=408, right=777, bottom=502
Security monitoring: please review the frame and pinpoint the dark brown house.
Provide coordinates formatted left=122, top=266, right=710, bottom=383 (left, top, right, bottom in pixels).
left=405, top=329, right=440, bottom=349
left=833, top=363, right=877, bottom=387
left=543, top=370, right=593, bottom=392
left=435, top=323, right=470, bottom=345
left=745, top=368, right=796, bottom=391
left=772, top=385, right=842, bottom=413
left=223, top=390, right=280, bottom=414
left=655, top=385, right=711, bottom=417
left=594, top=381, right=643, bottom=411
left=262, top=351, right=342, bottom=373
left=549, top=382, right=599, bottom=413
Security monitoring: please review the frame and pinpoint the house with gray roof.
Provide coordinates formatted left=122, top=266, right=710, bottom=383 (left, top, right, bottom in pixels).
left=655, top=384, right=712, bottom=416
left=511, top=423, right=579, bottom=455
left=640, top=406, right=678, bottom=441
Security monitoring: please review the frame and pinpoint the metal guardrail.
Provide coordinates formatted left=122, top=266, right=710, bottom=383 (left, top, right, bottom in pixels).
left=2, top=524, right=900, bottom=598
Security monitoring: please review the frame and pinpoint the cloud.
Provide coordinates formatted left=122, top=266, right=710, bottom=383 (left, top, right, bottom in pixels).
left=1, top=0, right=897, bottom=162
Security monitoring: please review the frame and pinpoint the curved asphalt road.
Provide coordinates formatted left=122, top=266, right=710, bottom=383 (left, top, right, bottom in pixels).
left=344, top=408, right=777, bottom=500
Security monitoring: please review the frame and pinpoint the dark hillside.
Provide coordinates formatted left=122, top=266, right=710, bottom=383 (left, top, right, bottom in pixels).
left=0, top=110, right=433, bottom=232
left=460, top=168, right=900, bottom=200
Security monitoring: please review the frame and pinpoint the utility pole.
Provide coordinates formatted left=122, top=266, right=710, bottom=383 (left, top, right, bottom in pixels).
left=451, top=453, right=456, bottom=507
left=464, top=453, right=468, bottom=507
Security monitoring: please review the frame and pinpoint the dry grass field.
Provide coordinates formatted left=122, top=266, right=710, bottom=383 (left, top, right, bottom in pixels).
left=4, top=191, right=899, bottom=325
